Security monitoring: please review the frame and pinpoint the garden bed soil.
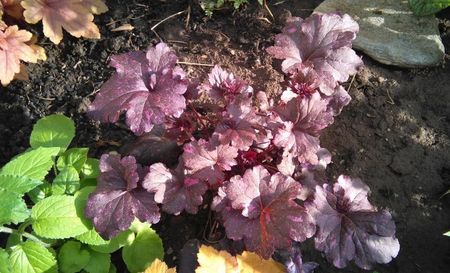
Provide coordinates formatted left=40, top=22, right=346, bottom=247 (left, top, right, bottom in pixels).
left=1, top=0, right=450, bottom=272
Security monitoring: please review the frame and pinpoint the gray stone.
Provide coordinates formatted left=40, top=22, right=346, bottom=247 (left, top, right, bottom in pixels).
left=314, top=0, right=445, bottom=68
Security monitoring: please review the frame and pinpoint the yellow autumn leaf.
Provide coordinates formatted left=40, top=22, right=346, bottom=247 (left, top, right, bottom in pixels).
left=195, top=245, right=239, bottom=273
left=237, top=251, right=285, bottom=273
left=144, top=259, right=176, bottom=273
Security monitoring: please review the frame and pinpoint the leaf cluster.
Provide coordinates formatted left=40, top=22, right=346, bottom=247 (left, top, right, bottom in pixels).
left=86, top=12, right=401, bottom=271
left=0, top=0, right=108, bottom=86
left=409, top=0, right=450, bottom=16
left=0, top=114, right=164, bottom=273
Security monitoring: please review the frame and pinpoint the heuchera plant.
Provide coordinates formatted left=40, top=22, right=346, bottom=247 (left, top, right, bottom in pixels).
left=86, top=12, right=400, bottom=270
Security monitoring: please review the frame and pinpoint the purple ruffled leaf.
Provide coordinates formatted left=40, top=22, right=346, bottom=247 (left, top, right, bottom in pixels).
left=143, top=161, right=208, bottom=215
left=203, top=65, right=253, bottom=103
left=214, top=166, right=316, bottom=258
left=84, top=154, right=160, bottom=239
left=214, top=94, right=267, bottom=151
left=274, top=92, right=334, bottom=164
left=88, top=43, right=189, bottom=136
left=305, top=175, right=400, bottom=270
left=266, top=13, right=362, bottom=90
left=182, top=138, right=238, bottom=187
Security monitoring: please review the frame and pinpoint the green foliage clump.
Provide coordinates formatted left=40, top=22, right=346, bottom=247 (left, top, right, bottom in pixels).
left=409, top=0, right=450, bottom=16
left=0, top=114, right=164, bottom=273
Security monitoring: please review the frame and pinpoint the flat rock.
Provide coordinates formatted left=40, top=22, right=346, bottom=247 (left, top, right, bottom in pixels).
left=314, top=0, right=445, bottom=68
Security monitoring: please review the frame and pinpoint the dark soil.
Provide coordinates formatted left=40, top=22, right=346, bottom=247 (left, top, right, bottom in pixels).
left=1, top=1, right=449, bottom=272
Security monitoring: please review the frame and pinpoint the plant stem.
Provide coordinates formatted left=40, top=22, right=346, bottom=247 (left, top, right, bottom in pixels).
left=0, top=226, right=50, bottom=247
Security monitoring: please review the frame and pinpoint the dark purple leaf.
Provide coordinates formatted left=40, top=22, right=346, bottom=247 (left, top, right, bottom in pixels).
left=274, top=92, right=334, bottom=164
left=266, top=13, right=362, bottom=90
left=214, top=94, right=269, bottom=151
left=143, top=161, right=208, bottom=215
left=281, top=248, right=318, bottom=273
left=305, top=175, right=400, bottom=269
left=203, top=65, right=253, bottom=103
left=214, top=166, right=316, bottom=258
left=182, top=138, right=238, bottom=187
left=88, top=43, right=189, bottom=135
left=120, top=131, right=181, bottom=167
left=84, top=154, right=160, bottom=239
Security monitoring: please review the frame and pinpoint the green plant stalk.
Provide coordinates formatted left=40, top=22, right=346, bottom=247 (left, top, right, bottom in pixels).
left=0, top=226, right=50, bottom=247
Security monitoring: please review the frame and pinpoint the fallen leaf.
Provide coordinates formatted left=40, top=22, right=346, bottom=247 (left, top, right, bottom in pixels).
left=237, top=251, right=285, bottom=273
left=195, top=245, right=238, bottom=273
left=194, top=245, right=286, bottom=273
left=22, top=0, right=108, bottom=44
left=0, top=25, right=46, bottom=86
left=144, top=259, right=176, bottom=273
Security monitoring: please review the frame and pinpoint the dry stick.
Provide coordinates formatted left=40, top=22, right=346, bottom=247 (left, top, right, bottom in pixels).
left=150, top=10, right=186, bottom=42
left=346, top=73, right=357, bottom=92
left=386, top=89, right=395, bottom=105
left=264, top=0, right=275, bottom=20
left=150, top=10, right=187, bottom=31
left=185, top=5, right=191, bottom=29
left=177, top=61, right=214, bottom=67
left=202, top=209, right=223, bottom=244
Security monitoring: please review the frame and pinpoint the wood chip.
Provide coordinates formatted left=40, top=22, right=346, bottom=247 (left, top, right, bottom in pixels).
left=111, top=24, right=134, bottom=32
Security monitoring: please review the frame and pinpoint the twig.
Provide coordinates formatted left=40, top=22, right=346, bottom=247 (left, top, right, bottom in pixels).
left=263, top=0, right=274, bottom=20
left=0, top=226, right=50, bottom=247
left=202, top=209, right=223, bottom=244
left=177, top=61, right=214, bottom=67
left=150, top=10, right=187, bottom=31
left=386, top=89, right=395, bottom=105
left=346, top=74, right=356, bottom=92
left=185, top=5, right=191, bottom=29
left=151, top=29, right=163, bottom=42
left=258, top=17, right=272, bottom=24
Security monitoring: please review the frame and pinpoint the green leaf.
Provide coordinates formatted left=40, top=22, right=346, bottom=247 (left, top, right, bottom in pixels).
left=6, top=233, right=22, bottom=249
left=75, top=229, right=108, bottom=246
left=0, top=248, right=10, bottom=273
left=31, top=195, right=89, bottom=239
left=80, top=158, right=100, bottom=179
left=9, top=241, right=58, bottom=273
left=0, top=189, right=29, bottom=225
left=58, top=241, right=90, bottom=273
left=0, top=175, right=42, bottom=196
left=84, top=249, right=111, bottom=273
left=108, top=264, right=117, bottom=273
left=57, top=148, right=89, bottom=172
left=87, top=230, right=135, bottom=253
left=80, top=178, right=97, bottom=188
left=30, top=114, right=75, bottom=153
left=443, top=230, right=450, bottom=236
left=409, top=0, right=450, bottom=16
left=0, top=147, right=59, bottom=181
left=52, top=166, right=80, bottom=195
left=122, top=225, right=163, bottom=273
left=28, top=181, right=52, bottom=204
